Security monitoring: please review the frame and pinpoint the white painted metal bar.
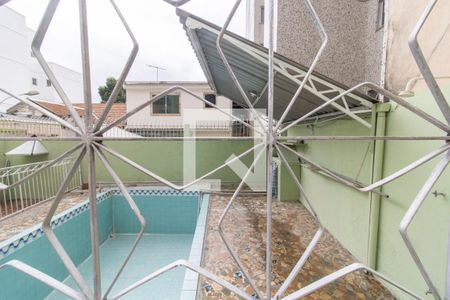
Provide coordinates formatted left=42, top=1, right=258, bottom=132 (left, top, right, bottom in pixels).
left=265, top=1, right=275, bottom=298
left=281, top=82, right=450, bottom=134
left=409, top=0, right=450, bottom=125
left=93, top=146, right=147, bottom=299
left=0, top=137, right=82, bottom=141
left=252, top=76, right=271, bottom=107
left=102, top=120, right=253, bottom=138
left=218, top=147, right=266, bottom=299
left=95, top=141, right=264, bottom=191
left=399, top=150, right=450, bottom=300
left=42, top=148, right=92, bottom=300
left=275, top=0, right=328, bottom=130
left=279, top=136, right=450, bottom=141
left=0, top=143, right=83, bottom=191
left=216, top=0, right=265, bottom=131
left=0, top=0, right=447, bottom=299
left=0, top=115, right=78, bottom=138
left=93, top=0, right=139, bottom=132
left=275, top=144, right=325, bottom=298
left=31, top=0, right=85, bottom=132
left=281, top=263, right=422, bottom=300
left=278, top=140, right=450, bottom=195
left=0, top=159, right=83, bottom=221
left=111, top=259, right=253, bottom=300
left=78, top=0, right=102, bottom=297
left=162, top=0, right=192, bottom=7
left=95, top=136, right=260, bottom=141
left=0, top=260, right=84, bottom=300
left=0, top=88, right=82, bottom=136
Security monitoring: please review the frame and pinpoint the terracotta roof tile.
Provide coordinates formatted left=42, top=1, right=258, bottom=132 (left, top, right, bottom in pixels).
left=32, top=100, right=85, bottom=118
left=75, top=103, right=127, bottom=125
left=31, top=100, right=127, bottom=125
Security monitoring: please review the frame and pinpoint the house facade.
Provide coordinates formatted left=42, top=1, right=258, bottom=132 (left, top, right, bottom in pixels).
left=124, top=81, right=250, bottom=137
left=4, top=100, right=127, bottom=137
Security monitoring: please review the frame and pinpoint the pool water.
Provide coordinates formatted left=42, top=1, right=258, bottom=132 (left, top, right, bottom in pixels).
left=0, top=189, right=208, bottom=300
left=47, top=235, right=193, bottom=300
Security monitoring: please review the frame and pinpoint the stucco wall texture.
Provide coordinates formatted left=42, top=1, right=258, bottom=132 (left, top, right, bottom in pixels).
left=276, top=0, right=384, bottom=89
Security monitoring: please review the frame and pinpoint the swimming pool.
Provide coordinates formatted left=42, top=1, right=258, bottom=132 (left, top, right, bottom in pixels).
left=0, top=188, right=208, bottom=300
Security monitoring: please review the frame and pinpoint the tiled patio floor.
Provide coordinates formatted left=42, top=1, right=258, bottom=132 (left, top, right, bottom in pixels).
left=198, top=194, right=395, bottom=299
left=0, top=190, right=88, bottom=242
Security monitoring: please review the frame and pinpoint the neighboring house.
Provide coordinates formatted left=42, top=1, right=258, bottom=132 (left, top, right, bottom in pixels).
left=75, top=103, right=127, bottom=126
left=0, top=6, right=83, bottom=112
left=29, top=58, right=84, bottom=104
left=8, top=99, right=85, bottom=121
left=4, top=99, right=128, bottom=137
left=0, top=113, right=70, bottom=137
left=124, top=81, right=250, bottom=137
left=245, top=0, right=450, bottom=93
left=9, top=99, right=127, bottom=124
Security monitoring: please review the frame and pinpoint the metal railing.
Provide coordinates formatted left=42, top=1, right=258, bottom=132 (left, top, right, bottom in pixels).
left=0, top=115, right=76, bottom=138
left=107, top=120, right=254, bottom=138
left=0, top=117, right=255, bottom=138
left=0, top=158, right=82, bottom=219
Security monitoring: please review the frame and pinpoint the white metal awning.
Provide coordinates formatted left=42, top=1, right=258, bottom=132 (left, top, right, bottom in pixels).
left=5, top=141, right=49, bottom=156
left=177, top=9, right=375, bottom=125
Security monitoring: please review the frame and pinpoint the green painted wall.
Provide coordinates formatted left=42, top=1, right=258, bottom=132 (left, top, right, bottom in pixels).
left=288, top=116, right=374, bottom=261
left=376, top=86, right=450, bottom=299
left=274, top=154, right=301, bottom=202
left=0, top=140, right=254, bottom=186
left=93, top=141, right=254, bottom=184
left=286, top=86, right=450, bottom=299
left=0, top=141, right=79, bottom=168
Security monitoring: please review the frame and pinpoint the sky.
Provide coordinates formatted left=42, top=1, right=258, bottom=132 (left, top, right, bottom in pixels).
left=6, top=0, right=247, bottom=102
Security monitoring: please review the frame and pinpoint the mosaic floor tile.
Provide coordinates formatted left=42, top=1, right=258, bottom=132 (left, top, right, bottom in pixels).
left=0, top=190, right=88, bottom=242
left=198, top=194, right=395, bottom=300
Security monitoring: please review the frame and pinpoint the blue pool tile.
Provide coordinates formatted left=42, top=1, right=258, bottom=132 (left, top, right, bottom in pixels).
left=1, top=189, right=207, bottom=300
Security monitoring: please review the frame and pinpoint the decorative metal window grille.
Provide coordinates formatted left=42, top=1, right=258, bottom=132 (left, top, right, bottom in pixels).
left=0, top=0, right=448, bottom=300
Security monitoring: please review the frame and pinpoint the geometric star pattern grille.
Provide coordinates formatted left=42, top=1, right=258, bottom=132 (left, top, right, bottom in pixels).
left=0, top=0, right=448, bottom=299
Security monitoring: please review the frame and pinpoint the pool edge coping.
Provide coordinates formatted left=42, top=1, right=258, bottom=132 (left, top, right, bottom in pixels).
left=0, top=188, right=202, bottom=259
left=0, top=190, right=112, bottom=258
left=180, top=192, right=209, bottom=300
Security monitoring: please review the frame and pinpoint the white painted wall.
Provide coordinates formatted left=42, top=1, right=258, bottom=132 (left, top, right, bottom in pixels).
left=46, top=63, right=84, bottom=102
left=245, top=0, right=266, bottom=45
left=124, top=82, right=233, bottom=126
left=0, top=6, right=29, bottom=112
left=0, top=6, right=83, bottom=112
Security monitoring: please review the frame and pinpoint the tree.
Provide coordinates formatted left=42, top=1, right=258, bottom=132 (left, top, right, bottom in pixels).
left=98, top=77, right=126, bottom=103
